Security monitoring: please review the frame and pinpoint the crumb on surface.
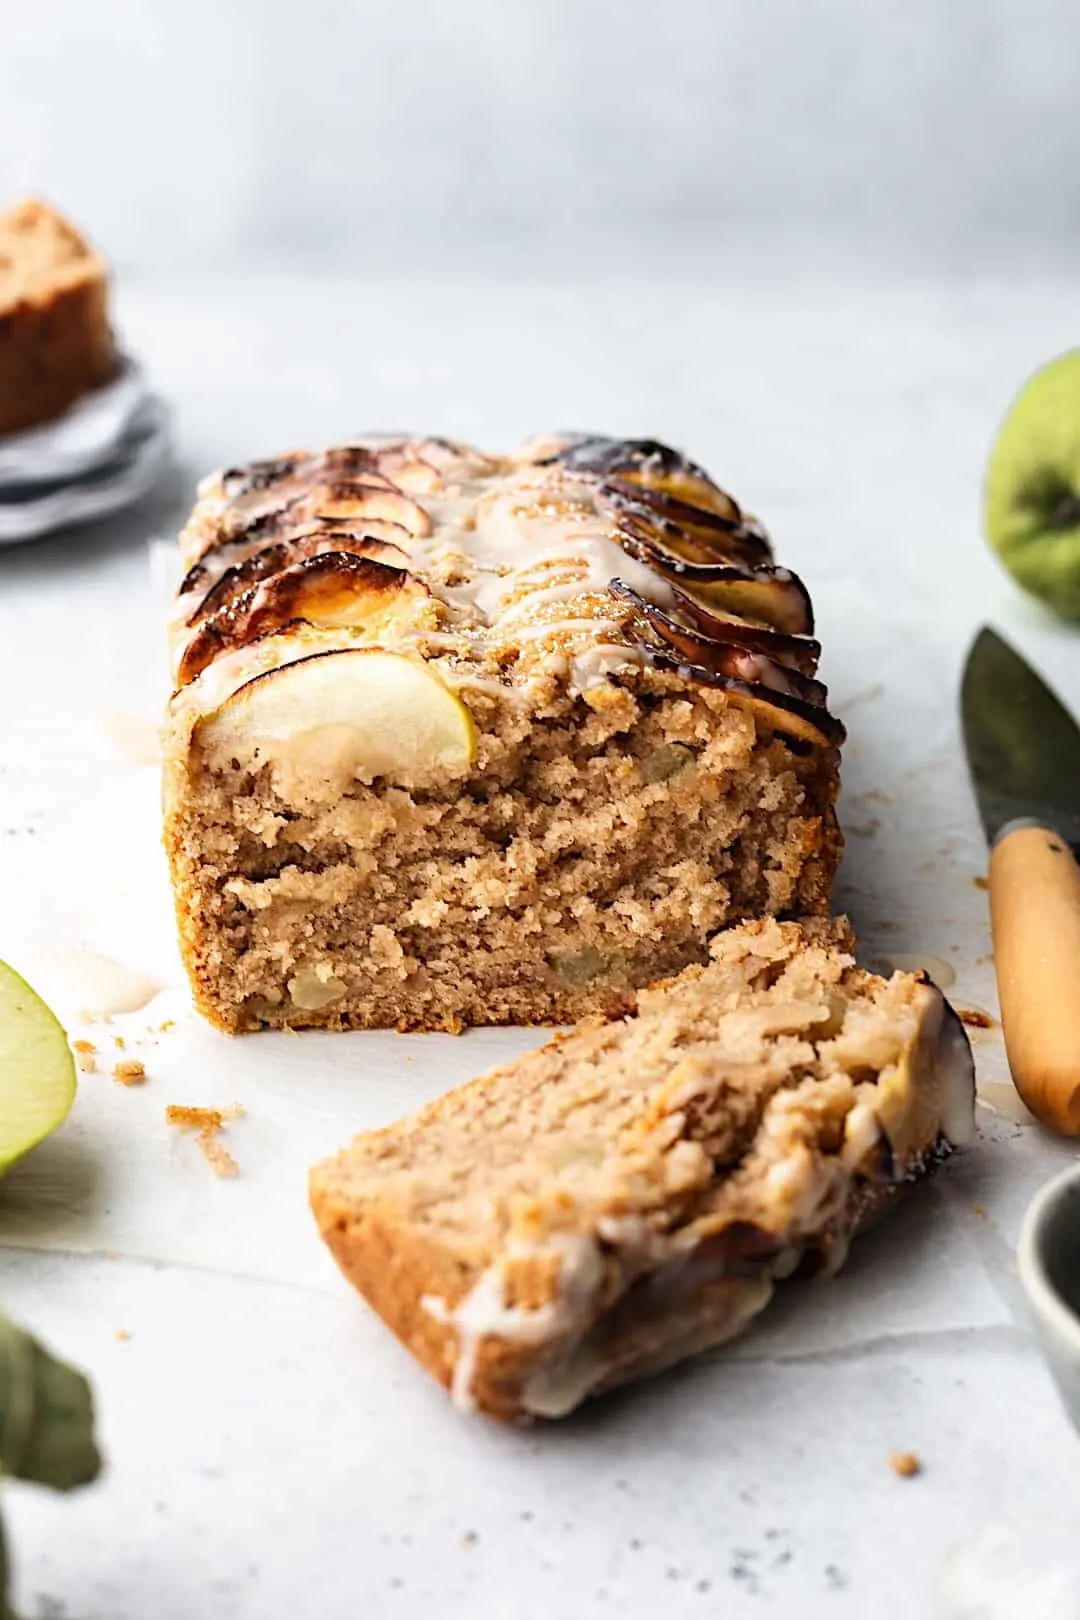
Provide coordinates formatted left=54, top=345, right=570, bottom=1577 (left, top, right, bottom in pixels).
left=166, top=1103, right=244, bottom=1178
left=974, top=875, right=989, bottom=891
left=114, top=1328, right=132, bottom=1342
left=75, top=1050, right=97, bottom=1074
left=113, top=1059, right=146, bottom=1085
left=72, top=1038, right=96, bottom=1054
left=461, top=1530, right=478, bottom=1547
left=972, top=1202, right=988, bottom=1219
left=889, top=1451, right=921, bottom=1478
left=113, top=1034, right=126, bottom=1049
left=157, top=1019, right=176, bottom=1034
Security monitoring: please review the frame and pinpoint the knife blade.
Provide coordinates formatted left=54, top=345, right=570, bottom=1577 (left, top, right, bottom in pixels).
left=961, top=626, right=1080, bottom=1134
left=962, top=626, right=1080, bottom=853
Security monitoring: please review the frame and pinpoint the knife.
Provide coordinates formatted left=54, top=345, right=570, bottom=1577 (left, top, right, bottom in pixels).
left=961, top=626, right=1080, bottom=1134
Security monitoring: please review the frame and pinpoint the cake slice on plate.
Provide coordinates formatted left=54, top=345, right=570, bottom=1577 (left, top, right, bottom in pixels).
left=310, top=919, right=975, bottom=1421
left=0, top=199, right=116, bottom=438
left=164, top=434, right=844, bottom=1033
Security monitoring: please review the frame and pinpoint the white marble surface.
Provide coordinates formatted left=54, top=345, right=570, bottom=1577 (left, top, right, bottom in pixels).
left=1, top=274, right=1080, bottom=1618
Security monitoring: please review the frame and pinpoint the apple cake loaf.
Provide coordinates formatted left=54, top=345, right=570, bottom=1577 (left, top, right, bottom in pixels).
left=310, top=919, right=976, bottom=1421
left=164, top=434, right=845, bottom=1033
left=0, top=199, right=116, bottom=438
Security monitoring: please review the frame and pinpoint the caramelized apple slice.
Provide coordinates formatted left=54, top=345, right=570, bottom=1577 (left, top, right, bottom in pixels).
left=197, top=649, right=478, bottom=789
left=185, top=531, right=415, bottom=625
left=671, top=588, right=821, bottom=675
left=543, top=437, right=740, bottom=522
left=650, top=652, right=846, bottom=750
left=177, top=554, right=432, bottom=685
left=220, top=445, right=383, bottom=499
left=614, top=521, right=814, bottom=636
left=609, top=582, right=826, bottom=703
left=372, top=446, right=445, bottom=493
left=220, top=451, right=310, bottom=499
left=599, top=481, right=773, bottom=569
left=180, top=517, right=413, bottom=605
left=305, top=481, right=433, bottom=535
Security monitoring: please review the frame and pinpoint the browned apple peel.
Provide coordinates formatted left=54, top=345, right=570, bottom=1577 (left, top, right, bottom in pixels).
left=176, top=554, right=433, bottom=686
left=613, top=518, right=815, bottom=637
left=184, top=531, right=416, bottom=626
left=670, top=588, right=821, bottom=675
left=608, top=582, right=828, bottom=710
left=220, top=445, right=386, bottom=500
left=598, top=480, right=774, bottom=570
left=649, top=650, right=845, bottom=750
left=542, top=436, right=742, bottom=524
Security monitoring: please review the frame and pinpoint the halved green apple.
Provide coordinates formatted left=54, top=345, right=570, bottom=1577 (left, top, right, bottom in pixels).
left=0, top=961, right=77, bottom=1176
left=198, top=647, right=478, bottom=789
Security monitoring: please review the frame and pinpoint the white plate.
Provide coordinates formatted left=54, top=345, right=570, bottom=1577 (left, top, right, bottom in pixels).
left=0, top=356, right=153, bottom=487
left=0, top=394, right=173, bottom=544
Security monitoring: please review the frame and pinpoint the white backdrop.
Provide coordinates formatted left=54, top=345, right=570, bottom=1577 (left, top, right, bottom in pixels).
left=0, top=0, right=1075, bottom=276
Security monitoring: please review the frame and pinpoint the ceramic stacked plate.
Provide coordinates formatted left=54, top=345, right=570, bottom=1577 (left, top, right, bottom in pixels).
left=0, top=357, right=172, bottom=544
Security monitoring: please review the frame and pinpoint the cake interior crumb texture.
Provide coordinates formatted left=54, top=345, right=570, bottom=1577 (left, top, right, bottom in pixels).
left=0, top=198, right=115, bottom=438
left=310, top=919, right=976, bottom=1421
left=164, top=435, right=844, bottom=1033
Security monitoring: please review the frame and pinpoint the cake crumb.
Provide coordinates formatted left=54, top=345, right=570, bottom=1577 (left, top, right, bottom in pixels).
left=157, top=1019, right=176, bottom=1034
left=889, top=1451, right=921, bottom=1478
left=957, top=1007, right=996, bottom=1030
left=113, top=1059, right=146, bottom=1086
left=113, top=1034, right=126, bottom=1050
left=72, top=1038, right=96, bottom=1054
left=75, top=1050, right=97, bottom=1074
left=973, top=875, right=989, bottom=891
left=114, top=1328, right=132, bottom=1342
left=166, top=1104, right=244, bottom=1178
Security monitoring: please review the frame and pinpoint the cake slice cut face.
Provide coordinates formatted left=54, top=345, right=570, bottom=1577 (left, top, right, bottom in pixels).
left=164, top=435, right=845, bottom=1033
left=310, top=920, right=976, bottom=1421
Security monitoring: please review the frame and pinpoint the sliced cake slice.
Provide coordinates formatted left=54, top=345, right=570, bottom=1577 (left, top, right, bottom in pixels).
left=310, top=919, right=975, bottom=1422
left=0, top=199, right=115, bottom=438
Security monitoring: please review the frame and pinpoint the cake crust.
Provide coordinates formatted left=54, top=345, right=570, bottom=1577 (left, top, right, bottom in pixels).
left=164, top=435, right=844, bottom=1033
left=0, top=199, right=115, bottom=438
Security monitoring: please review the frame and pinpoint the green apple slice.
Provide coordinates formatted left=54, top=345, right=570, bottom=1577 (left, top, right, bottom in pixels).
left=0, top=961, right=77, bottom=1175
left=197, top=648, right=478, bottom=790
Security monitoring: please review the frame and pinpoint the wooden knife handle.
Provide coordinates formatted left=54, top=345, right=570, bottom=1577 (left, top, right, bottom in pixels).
left=989, top=820, right=1080, bottom=1134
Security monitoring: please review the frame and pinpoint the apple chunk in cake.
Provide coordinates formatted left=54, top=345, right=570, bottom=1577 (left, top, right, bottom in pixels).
left=163, top=435, right=845, bottom=1033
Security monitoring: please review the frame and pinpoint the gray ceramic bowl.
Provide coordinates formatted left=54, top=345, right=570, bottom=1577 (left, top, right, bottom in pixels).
left=1018, top=1162, right=1080, bottom=1430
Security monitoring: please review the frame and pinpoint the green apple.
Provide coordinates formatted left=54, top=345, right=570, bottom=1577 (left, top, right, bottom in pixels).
left=984, top=349, right=1080, bottom=620
left=0, top=961, right=76, bottom=1174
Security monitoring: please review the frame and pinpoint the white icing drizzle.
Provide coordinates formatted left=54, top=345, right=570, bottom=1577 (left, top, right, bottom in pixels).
left=172, top=454, right=684, bottom=720
left=421, top=1231, right=606, bottom=1412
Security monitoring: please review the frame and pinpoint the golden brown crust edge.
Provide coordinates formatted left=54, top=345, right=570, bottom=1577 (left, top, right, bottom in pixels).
left=312, top=1188, right=541, bottom=1423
